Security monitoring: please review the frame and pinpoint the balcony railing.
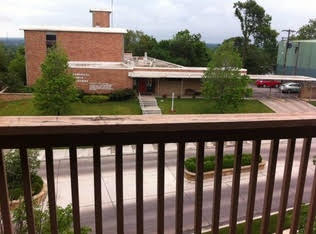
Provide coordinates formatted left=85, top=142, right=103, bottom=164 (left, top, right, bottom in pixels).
left=0, top=114, right=316, bottom=234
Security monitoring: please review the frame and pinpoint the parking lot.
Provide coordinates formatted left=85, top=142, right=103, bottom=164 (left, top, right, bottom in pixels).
left=251, top=84, right=299, bottom=99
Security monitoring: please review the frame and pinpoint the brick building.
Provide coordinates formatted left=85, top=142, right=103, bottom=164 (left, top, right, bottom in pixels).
left=22, top=9, right=246, bottom=96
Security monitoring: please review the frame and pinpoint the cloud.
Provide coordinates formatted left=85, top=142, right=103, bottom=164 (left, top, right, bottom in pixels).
left=0, top=0, right=315, bottom=42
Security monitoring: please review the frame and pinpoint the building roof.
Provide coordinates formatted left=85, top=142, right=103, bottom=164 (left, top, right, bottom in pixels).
left=20, top=25, right=127, bottom=34
left=129, top=71, right=205, bottom=79
left=89, top=8, right=112, bottom=13
left=249, top=74, right=316, bottom=82
left=68, top=61, right=132, bottom=70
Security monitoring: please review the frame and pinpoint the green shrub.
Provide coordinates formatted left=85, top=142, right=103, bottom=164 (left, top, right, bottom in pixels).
left=184, top=153, right=262, bottom=173
left=19, top=86, right=34, bottom=93
left=13, top=203, right=92, bottom=233
left=77, top=89, right=86, bottom=100
left=109, top=88, right=135, bottom=101
left=82, top=95, right=109, bottom=103
left=4, top=149, right=42, bottom=200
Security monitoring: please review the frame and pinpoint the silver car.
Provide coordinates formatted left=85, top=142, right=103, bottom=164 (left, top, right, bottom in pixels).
left=280, top=82, right=301, bottom=93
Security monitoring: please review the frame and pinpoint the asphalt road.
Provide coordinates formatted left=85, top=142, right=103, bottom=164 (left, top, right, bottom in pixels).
left=38, top=139, right=316, bottom=233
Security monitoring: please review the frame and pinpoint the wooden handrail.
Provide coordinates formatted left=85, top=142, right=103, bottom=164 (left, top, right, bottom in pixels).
left=0, top=114, right=316, bottom=234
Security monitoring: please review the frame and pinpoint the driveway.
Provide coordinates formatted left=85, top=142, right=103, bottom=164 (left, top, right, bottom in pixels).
left=259, top=97, right=316, bottom=113
left=38, top=140, right=316, bottom=233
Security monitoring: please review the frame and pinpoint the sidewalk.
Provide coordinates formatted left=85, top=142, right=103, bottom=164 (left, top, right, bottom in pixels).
left=38, top=140, right=284, bottom=161
left=38, top=138, right=314, bottom=233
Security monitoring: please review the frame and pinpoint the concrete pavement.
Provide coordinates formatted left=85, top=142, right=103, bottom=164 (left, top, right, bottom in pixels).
left=38, top=139, right=316, bottom=233
left=259, top=97, right=316, bottom=113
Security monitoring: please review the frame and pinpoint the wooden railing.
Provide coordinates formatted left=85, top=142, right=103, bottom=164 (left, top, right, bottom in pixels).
left=0, top=114, right=316, bottom=234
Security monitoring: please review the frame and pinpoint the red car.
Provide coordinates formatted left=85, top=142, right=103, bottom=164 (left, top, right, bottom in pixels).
left=256, top=80, right=281, bottom=88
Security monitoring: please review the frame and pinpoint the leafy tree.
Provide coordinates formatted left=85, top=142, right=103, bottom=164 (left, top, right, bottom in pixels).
left=0, top=72, right=24, bottom=92
left=124, top=29, right=211, bottom=67
left=245, top=45, right=273, bottom=74
left=0, top=43, right=8, bottom=73
left=168, top=30, right=210, bottom=66
left=202, top=42, right=251, bottom=113
left=295, top=19, right=316, bottom=40
left=8, top=46, right=26, bottom=85
left=33, top=47, right=78, bottom=115
left=234, top=0, right=277, bottom=63
left=13, top=203, right=91, bottom=234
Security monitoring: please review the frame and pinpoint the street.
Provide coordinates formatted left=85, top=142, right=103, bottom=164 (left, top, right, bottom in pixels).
left=38, top=139, right=316, bottom=233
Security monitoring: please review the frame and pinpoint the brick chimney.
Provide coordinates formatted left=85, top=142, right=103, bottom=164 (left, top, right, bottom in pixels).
left=90, top=9, right=112, bottom=28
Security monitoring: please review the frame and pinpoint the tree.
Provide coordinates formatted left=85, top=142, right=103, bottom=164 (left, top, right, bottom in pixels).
left=168, top=30, right=210, bottom=66
left=33, top=47, right=78, bottom=115
left=8, top=46, right=26, bottom=85
left=13, top=203, right=91, bottom=233
left=295, top=19, right=316, bottom=40
left=202, top=42, right=251, bottom=113
left=124, top=29, right=212, bottom=67
left=0, top=43, right=8, bottom=73
left=234, top=0, right=277, bottom=64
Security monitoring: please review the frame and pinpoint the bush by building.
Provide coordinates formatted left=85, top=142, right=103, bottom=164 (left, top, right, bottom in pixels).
left=82, top=95, right=109, bottom=104
left=109, top=88, right=135, bottom=101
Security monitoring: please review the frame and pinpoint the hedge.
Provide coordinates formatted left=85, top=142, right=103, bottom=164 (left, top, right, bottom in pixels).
left=9, top=174, right=43, bottom=200
left=109, top=89, right=135, bottom=101
left=184, top=154, right=262, bottom=173
left=82, top=95, right=109, bottom=104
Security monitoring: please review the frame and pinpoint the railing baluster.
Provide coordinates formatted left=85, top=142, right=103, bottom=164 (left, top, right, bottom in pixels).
left=305, top=166, right=316, bottom=234
left=276, top=138, right=296, bottom=234
left=245, top=140, right=261, bottom=234
left=69, top=146, right=81, bottom=234
left=45, top=147, right=58, bottom=234
left=0, top=149, right=13, bottom=234
left=93, top=146, right=102, bottom=234
left=116, top=144, right=124, bottom=234
left=290, top=138, right=312, bottom=234
left=175, top=142, right=185, bottom=234
left=194, top=141, right=205, bottom=234
left=229, top=141, right=243, bottom=234
left=260, top=139, right=279, bottom=234
left=212, top=141, right=224, bottom=234
left=157, top=143, right=165, bottom=234
left=20, top=147, right=36, bottom=234
left=136, top=144, right=144, bottom=234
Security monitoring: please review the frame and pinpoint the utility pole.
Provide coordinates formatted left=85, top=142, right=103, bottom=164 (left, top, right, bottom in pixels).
left=282, top=29, right=296, bottom=74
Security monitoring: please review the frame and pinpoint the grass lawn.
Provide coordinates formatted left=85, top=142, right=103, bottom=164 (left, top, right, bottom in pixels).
left=205, top=205, right=310, bottom=234
left=0, top=98, right=141, bottom=116
left=309, top=101, right=316, bottom=107
left=157, top=98, right=273, bottom=114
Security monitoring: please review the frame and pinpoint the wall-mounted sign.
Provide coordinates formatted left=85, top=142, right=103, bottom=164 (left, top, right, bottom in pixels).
left=74, top=73, right=90, bottom=83
left=89, top=83, right=113, bottom=91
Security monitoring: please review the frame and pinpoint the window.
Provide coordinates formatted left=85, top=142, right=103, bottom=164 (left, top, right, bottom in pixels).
left=46, top=33, right=56, bottom=50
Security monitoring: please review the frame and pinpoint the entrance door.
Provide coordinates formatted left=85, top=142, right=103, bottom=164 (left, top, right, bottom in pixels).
left=138, top=79, right=147, bottom=94
left=137, top=79, right=154, bottom=95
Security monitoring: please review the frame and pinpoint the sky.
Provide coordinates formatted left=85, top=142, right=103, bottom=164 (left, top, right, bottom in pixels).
left=0, top=0, right=315, bottom=43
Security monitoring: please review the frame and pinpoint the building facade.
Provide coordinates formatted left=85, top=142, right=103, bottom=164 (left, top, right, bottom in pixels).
left=276, top=40, right=316, bottom=78
left=22, top=9, right=246, bottom=96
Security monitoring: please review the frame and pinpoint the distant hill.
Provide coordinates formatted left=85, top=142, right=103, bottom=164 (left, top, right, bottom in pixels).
left=206, top=43, right=220, bottom=49
left=0, top=38, right=24, bottom=46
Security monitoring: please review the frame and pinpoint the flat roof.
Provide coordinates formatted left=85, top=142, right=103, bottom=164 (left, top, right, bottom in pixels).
left=129, top=71, right=204, bottom=79
left=68, top=61, right=131, bottom=70
left=90, top=8, right=112, bottom=13
left=249, top=75, right=316, bottom=82
left=20, top=25, right=126, bottom=34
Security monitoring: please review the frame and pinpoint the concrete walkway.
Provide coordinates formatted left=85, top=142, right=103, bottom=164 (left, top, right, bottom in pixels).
left=259, top=97, right=316, bottom=113
left=38, top=139, right=315, bottom=233
left=138, top=95, right=161, bottom=115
